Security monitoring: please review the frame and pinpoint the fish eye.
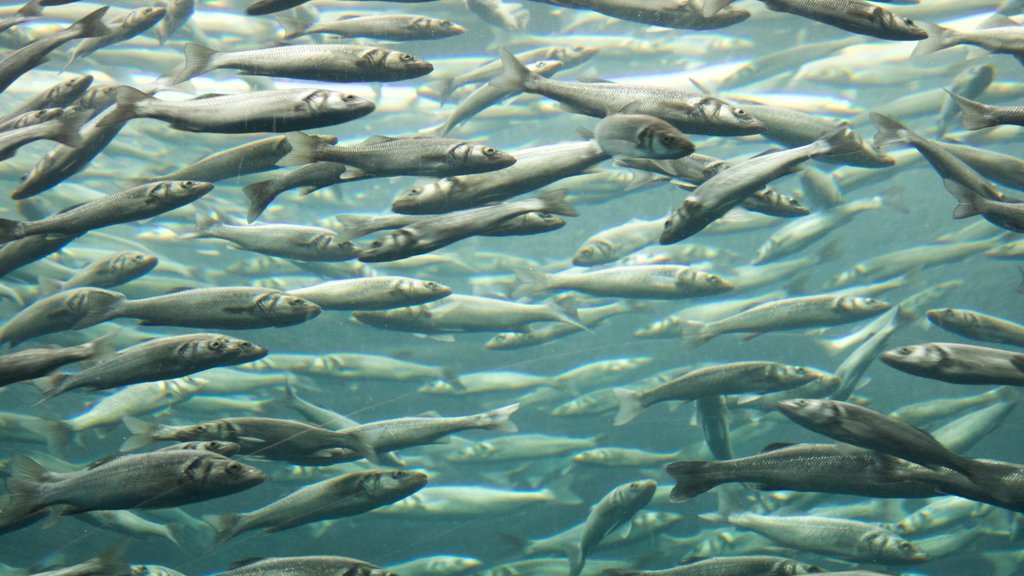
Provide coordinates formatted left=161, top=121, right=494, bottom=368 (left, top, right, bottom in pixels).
left=795, top=367, right=806, bottom=375
left=209, top=340, right=222, bottom=349
left=864, top=298, right=876, bottom=304
left=904, top=18, right=913, bottom=25
left=390, top=470, right=406, bottom=479
left=494, top=334, right=508, bottom=342
left=288, top=297, right=305, bottom=306
left=483, top=147, right=497, bottom=156
left=196, top=424, right=207, bottom=432
left=400, top=53, right=415, bottom=62
left=226, top=462, right=241, bottom=473
left=706, top=275, right=720, bottom=284
left=899, top=542, right=911, bottom=551
left=734, top=108, right=746, bottom=116
left=344, top=94, right=359, bottom=102
left=182, top=181, right=194, bottom=188
left=899, top=347, right=913, bottom=355
left=424, top=281, right=439, bottom=289
left=663, top=220, right=672, bottom=229
left=440, top=20, right=452, bottom=27
left=408, top=187, right=421, bottom=196
left=661, top=135, right=676, bottom=144
left=370, top=240, right=382, bottom=248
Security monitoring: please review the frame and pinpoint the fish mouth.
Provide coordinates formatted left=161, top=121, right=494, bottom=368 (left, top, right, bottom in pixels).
left=408, top=61, right=434, bottom=76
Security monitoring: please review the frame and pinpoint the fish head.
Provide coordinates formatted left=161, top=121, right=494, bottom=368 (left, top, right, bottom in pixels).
left=660, top=200, right=705, bottom=244
left=57, top=74, right=93, bottom=96
left=260, top=292, right=321, bottom=323
left=572, top=241, right=612, bottom=266
left=681, top=268, right=733, bottom=294
left=314, top=90, right=376, bottom=120
left=370, top=469, right=429, bottom=497
left=572, top=448, right=609, bottom=465
left=446, top=441, right=493, bottom=462
left=156, top=180, right=215, bottom=204
left=779, top=364, right=835, bottom=386
left=357, top=230, right=417, bottom=262
left=703, top=99, right=765, bottom=136
left=639, top=121, right=695, bottom=160
left=554, top=45, right=600, bottom=67
left=501, top=212, right=564, bottom=234
left=418, top=379, right=458, bottom=394
left=925, top=308, right=966, bottom=329
left=24, top=108, right=64, bottom=127
left=837, top=296, right=892, bottom=316
left=392, top=178, right=455, bottom=214
left=776, top=398, right=841, bottom=428
left=872, top=8, right=928, bottom=40
left=408, top=278, right=454, bottom=300
left=380, top=49, right=434, bottom=79
left=776, top=559, right=824, bottom=574
left=633, top=511, right=683, bottom=531
left=192, top=440, right=242, bottom=456
left=622, top=479, right=658, bottom=502
left=465, top=144, right=517, bottom=171
left=863, top=530, right=929, bottom=563
left=112, top=251, right=159, bottom=276
left=427, top=18, right=466, bottom=37
left=485, top=332, right=527, bottom=350
left=204, top=455, right=267, bottom=490
left=126, top=5, right=167, bottom=28
left=880, top=344, right=942, bottom=370
left=80, top=84, right=120, bottom=110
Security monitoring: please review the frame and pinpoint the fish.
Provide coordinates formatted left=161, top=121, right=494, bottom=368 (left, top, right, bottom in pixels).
left=41, top=333, right=267, bottom=399
left=353, top=293, right=583, bottom=333
left=0, top=288, right=125, bottom=347
left=283, top=13, right=467, bottom=41
left=568, top=480, right=656, bottom=576
left=0, top=331, right=115, bottom=389
left=97, top=88, right=375, bottom=133
left=173, top=44, right=434, bottom=85
left=214, top=557, right=397, bottom=576
left=491, top=48, right=765, bottom=136
left=205, top=469, right=427, bottom=542
left=880, top=342, right=1024, bottom=386
left=591, top=114, right=695, bottom=160
left=0, top=451, right=265, bottom=529
left=288, top=276, right=452, bottom=310
left=67, top=5, right=167, bottom=68
left=927, top=307, right=1024, bottom=347
left=513, top=264, right=733, bottom=299
left=705, top=0, right=927, bottom=41
left=111, top=287, right=321, bottom=329
left=0, top=7, right=110, bottom=94
left=189, top=211, right=359, bottom=262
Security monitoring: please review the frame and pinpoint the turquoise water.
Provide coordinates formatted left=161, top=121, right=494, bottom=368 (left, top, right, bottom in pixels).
left=1, top=1, right=1024, bottom=575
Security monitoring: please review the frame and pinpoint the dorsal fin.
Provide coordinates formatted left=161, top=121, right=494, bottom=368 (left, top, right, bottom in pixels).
left=229, top=558, right=265, bottom=570
left=362, top=135, right=400, bottom=145
left=759, top=442, right=797, bottom=453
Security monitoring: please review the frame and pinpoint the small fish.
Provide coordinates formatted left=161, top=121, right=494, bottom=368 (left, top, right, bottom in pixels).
left=568, top=480, right=656, bottom=576
left=283, top=13, right=466, bottom=41
left=591, top=114, right=694, bottom=159
left=67, top=5, right=167, bottom=68
left=112, top=287, right=321, bottom=329
left=288, top=276, right=452, bottom=310
left=881, top=342, right=1024, bottom=386
left=0, top=7, right=110, bottom=94
left=0, top=332, right=115, bottom=388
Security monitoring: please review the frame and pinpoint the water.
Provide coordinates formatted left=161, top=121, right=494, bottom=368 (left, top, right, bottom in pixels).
left=1, top=1, right=1023, bottom=575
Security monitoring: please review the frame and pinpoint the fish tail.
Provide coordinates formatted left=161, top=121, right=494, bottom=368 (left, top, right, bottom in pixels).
left=70, top=6, right=110, bottom=39
left=680, top=320, right=714, bottom=348
left=204, top=513, right=242, bottom=544
left=990, top=386, right=1019, bottom=403
left=613, top=387, right=646, bottom=426
left=242, top=179, right=278, bottom=223
left=869, top=112, right=911, bottom=149
left=490, top=47, right=534, bottom=93
left=510, top=267, right=550, bottom=299
left=333, top=214, right=379, bottom=241
left=95, top=86, right=151, bottom=128
left=337, top=428, right=382, bottom=465
left=477, top=403, right=520, bottom=433
left=276, top=132, right=328, bottom=167
left=119, top=416, right=158, bottom=452
left=545, top=474, right=582, bottom=505
left=566, top=544, right=584, bottom=576
left=50, top=110, right=88, bottom=149
left=93, top=541, right=131, bottom=576
left=943, top=179, right=983, bottom=219
left=70, top=289, right=126, bottom=329
left=0, top=455, right=47, bottom=529
left=665, top=460, right=722, bottom=502
left=947, top=91, right=999, bottom=130
left=174, top=43, right=219, bottom=85
left=33, top=373, right=71, bottom=402
left=535, top=188, right=578, bottom=217
left=0, top=217, right=25, bottom=244
left=702, top=0, right=735, bottom=17
left=812, top=122, right=862, bottom=157
left=912, top=22, right=957, bottom=57
left=19, top=419, right=73, bottom=455
left=545, top=294, right=586, bottom=331
left=430, top=74, right=456, bottom=106
left=190, top=209, right=220, bottom=238
left=164, top=522, right=187, bottom=547
left=274, top=14, right=310, bottom=39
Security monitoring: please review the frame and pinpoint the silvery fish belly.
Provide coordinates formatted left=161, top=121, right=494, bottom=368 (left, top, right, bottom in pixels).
left=2, top=0, right=1024, bottom=574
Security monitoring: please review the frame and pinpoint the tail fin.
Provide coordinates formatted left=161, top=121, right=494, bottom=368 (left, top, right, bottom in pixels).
left=0, top=455, right=47, bottom=528
left=49, top=111, right=87, bottom=148
left=870, top=112, right=911, bottom=148
left=69, top=6, right=110, bottom=39
left=477, top=403, right=519, bottom=433
left=946, top=91, right=999, bottom=130
left=71, top=289, right=126, bottom=329
left=174, top=43, right=219, bottom=85
left=276, top=132, right=328, bottom=167
left=545, top=295, right=585, bottom=330
left=544, top=474, right=582, bottom=506
left=335, top=428, right=382, bottom=465
left=191, top=210, right=220, bottom=237
left=665, top=460, right=721, bottom=502
left=702, top=0, right=735, bottom=17
left=119, top=416, right=158, bottom=452
left=95, top=86, right=151, bottom=128
left=680, top=320, right=715, bottom=348
left=275, top=15, right=311, bottom=39
left=613, top=388, right=646, bottom=426
left=812, top=122, right=862, bottom=158
left=535, top=188, right=578, bottom=217
left=489, top=47, right=534, bottom=93
left=511, top=267, right=550, bottom=299
left=19, top=419, right=73, bottom=456
left=431, top=74, right=456, bottom=106
left=204, top=513, right=242, bottom=544
left=0, top=218, right=25, bottom=244
left=242, top=179, right=278, bottom=223
left=334, top=215, right=381, bottom=241
left=566, top=543, right=584, bottom=576
left=92, top=541, right=130, bottom=576
left=943, top=179, right=983, bottom=219
left=912, top=22, right=956, bottom=57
